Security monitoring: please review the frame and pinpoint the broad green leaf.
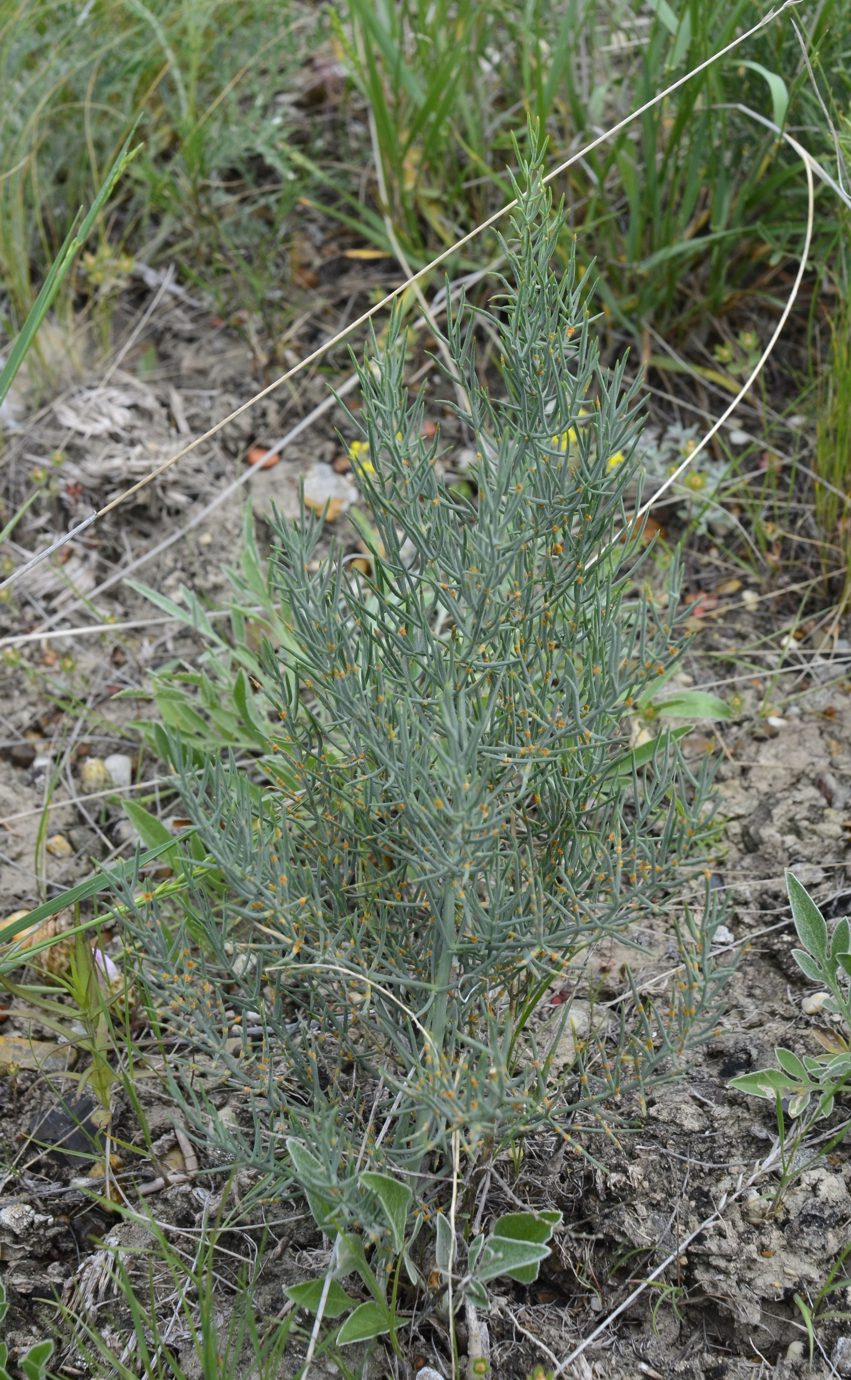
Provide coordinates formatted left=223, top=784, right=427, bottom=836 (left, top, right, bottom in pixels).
left=285, top=1141, right=340, bottom=1231
left=285, top=1139, right=325, bottom=1184
left=837, top=954, right=851, bottom=978
left=335, top=1232, right=371, bottom=1283
left=476, top=1236, right=553, bottom=1285
left=434, top=1212, right=454, bottom=1277
left=822, top=1053, right=851, bottom=1080
left=737, top=60, right=789, bottom=130
left=402, top=1251, right=420, bottom=1287
left=746, top=1068, right=802, bottom=1093
left=20, top=1341, right=55, bottom=1380
left=493, top=1210, right=561, bottom=1239
left=774, top=1048, right=809, bottom=1083
left=360, top=1171, right=412, bottom=1254
left=122, top=799, right=173, bottom=851
left=818, top=1091, right=836, bottom=1118
left=466, top=1279, right=490, bottom=1310
left=787, top=873, right=828, bottom=960
left=787, top=1091, right=812, bottom=1118
left=831, top=917, right=851, bottom=959
left=791, top=949, right=826, bottom=986
left=606, top=725, right=690, bottom=778
left=729, top=1069, right=797, bottom=1099
left=336, top=1300, right=395, bottom=1346
left=302, top=1189, right=342, bottom=1234
left=286, top=1278, right=354, bottom=1319
left=485, top=1211, right=561, bottom=1284
left=654, top=691, right=730, bottom=721
left=467, top=1233, right=484, bottom=1275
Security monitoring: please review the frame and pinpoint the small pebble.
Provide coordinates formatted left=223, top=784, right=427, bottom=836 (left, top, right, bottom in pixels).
left=832, top=1336, right=851, bottom=1377
left=230, top=952, right=256, bottom=981
left=46, top=834, right=73, bottom=858
left=802, top=991, right=830, bottom=1016
left=112, top=818, right=141, bottom=847
left=79, top=757, right=111, bottom=791
left=742, top=1192, right=773, bottom=1225
left=31, top=754, right=52, bottom=782
left=7, top=742, right=36, bottom=768
left=0, top=1203, right=53, bottom=1236
left=104, top=753, right=133, bottom=789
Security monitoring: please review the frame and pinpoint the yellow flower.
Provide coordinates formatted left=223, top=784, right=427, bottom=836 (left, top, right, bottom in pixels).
left=348, top=439, right=375, bottom=475
left=550, top=408, right=589, bottom=452
left=606, top=451, right=626, bottom=471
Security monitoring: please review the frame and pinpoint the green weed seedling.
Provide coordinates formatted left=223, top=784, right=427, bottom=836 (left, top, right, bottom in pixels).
left=0, top=922, right=125, bottom=1126
left=793, top=1239, right=851, bottom=1366
left=125, top=504, right=306, bottom=778
left=730, top=871, right=851, bottom=1121
left=730, top=871, right=851, bottom=1202
left=286, top=1145, right=559, bottom=1355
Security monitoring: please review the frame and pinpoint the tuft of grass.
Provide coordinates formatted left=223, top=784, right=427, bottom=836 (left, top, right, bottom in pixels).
left=339, top=0, right=851, bottom=340
left=814, top=218, right=851, bottom=608
left=0, top=0, right=321, bottom=348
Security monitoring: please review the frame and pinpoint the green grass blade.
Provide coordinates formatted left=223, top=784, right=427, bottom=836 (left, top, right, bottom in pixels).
left=0, top=131, right=139, bottom=406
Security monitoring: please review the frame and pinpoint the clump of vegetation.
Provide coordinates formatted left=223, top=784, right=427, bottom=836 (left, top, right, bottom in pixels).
left=114, top=155, right=727, bottom=1365
left=731, top=872, right=851, bottom=1140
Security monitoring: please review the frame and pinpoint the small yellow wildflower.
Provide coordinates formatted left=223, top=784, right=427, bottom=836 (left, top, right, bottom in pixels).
left=348, top=439, right=375, bottom=475
left=550, top=409, right=589, bottom=452
left=606, top=451, right=626, bottom=471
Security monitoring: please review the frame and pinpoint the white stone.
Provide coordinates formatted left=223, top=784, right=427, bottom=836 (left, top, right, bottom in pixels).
left=104, top=753, right=133, bottom=789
